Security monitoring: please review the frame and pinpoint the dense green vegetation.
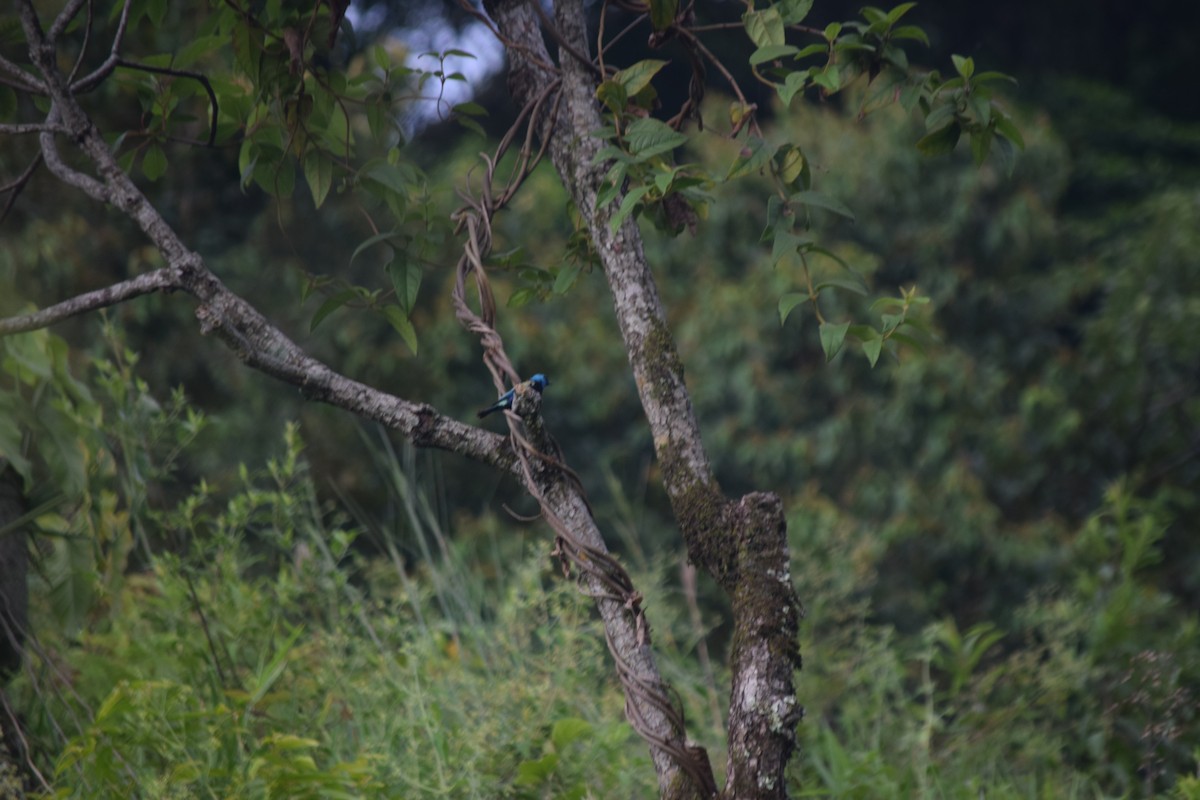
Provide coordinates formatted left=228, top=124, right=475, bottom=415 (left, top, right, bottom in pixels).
left=2, top=1, right=1199, bottom=797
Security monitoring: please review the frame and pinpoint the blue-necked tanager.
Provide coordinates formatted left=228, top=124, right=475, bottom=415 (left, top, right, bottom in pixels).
left=477, top=373, right=549, bottom=418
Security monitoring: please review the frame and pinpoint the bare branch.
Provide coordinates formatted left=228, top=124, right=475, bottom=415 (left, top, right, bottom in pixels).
left=69, top=0, right=133, bottom=93
left=0, top=55, right=45, bottom=94
left=47, top=0, right=88, bottom=44
left=38, top=123, right=111, bottom=203
left=112, top=59, right=220, bottom=146
left=67, top=0, right=95, bottom=85
left=0, top=122, right=68, bottom=135
left=0, top=269, right=175, bottom=335
left=0, top=153, right=42, bottom=226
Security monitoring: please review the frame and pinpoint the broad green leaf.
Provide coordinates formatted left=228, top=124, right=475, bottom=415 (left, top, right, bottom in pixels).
left=614, top=59, right=669, bottom=96
left=778, top=0, right=815, bottom=24
left=823, top=22, right=842, bottom=41
left=951, top=54, right=974, bottom=79
left=792, top=190, right=855, bottom=220
left=916, top=123, right=960, bottom=156
left=869, top=296, right=907, bottom=313
left=383, top=305, right=418, bottom=354
left=515, top=754, right=559, bottom=787
left=595, top=80, right=628, bottom=115
left=303, top=152, right=333, bottom=208
left=611, top=184, right=653, bottom=231
left=862, top=335, right=883, bottom=366
left=819, top=321, right=850, bottom=361
left=815, top=273, right=869, bottom=295
left=553, top=263, right=581, bottom=294
left=890, top=24, right=930, bottom=45
left=310, top=289, right=357, bottom=332
left=778, top=292, right=806, bottom=324
left=750, top=44, right=799, bottom=65
left=970, top=127, right=993, bottom=166
left=776, top=71, right=808, bottom=106
left=743, top=7, right=785, bottom=47
left=387, top=257, right=421, bottom=314
left=777, top=145, right=807, bottom=186
left=649, top=0, right=678, bottom=31
left=142, top=144, right=167, bottom=182
left=973, top=70, right=1017, bottom=86
left=771, top=229, right=813, bottom=267
left=886, top=3, right=918, bottom=24
left=349, top=230, right=406, bottom=266
left=624, top=117, right=687, bottom=158
left=994, top=112, right=1025, bottom=149
left=727, top=137, right=773, bottom=180
left=811, top=65, right=840, bottom=92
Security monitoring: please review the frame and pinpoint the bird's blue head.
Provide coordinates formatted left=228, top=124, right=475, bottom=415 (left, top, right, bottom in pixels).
left=529, top=373, right=549, bottom=392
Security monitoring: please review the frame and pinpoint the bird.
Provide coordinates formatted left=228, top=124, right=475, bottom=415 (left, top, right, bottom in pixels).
left=477, top=373, right=550, bottom=418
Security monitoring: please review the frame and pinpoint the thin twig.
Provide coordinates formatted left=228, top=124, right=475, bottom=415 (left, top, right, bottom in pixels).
left=0, top=269, right=175, bottom=336
left=0, top=153, right=42, bottom=226
left=114, top=59, right=220, bottom=146
left=47, top=0, right=87, bottom=43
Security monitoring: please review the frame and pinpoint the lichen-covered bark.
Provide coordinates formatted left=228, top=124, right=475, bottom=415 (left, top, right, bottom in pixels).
left=486, top=1, right=805, bottom=797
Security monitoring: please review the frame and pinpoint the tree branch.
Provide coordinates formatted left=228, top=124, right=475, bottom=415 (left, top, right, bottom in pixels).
left=47, top=0, right=87, bottom=44
left=0, top=269, right=174, bottom=335
left=69, top=0, right=133, bottom=93
left=0, top=122, right=68, bottom=135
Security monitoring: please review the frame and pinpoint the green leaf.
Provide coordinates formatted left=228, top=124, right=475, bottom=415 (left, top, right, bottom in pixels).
left=777, top=145, right=807, bottom=186
left=142, top=144, right=167, bottom=182
left=595, top=80, right=628, bottom=115
left=310, top=289, right=356, bottom=332
left=792, top=190, right=855, bottom=220
left=551, top=718, right=593, bottom=750
left=819, top=321, right=850, bottom=361
left=624, top=117, right=688, bottom=158
left=778, top=292, right=806, bottom=325
left=611, top=184, right=653, bottom=232
left=950, top=54, right=974, bottom=79
left=886, top=3, right=918, bottom=24
left=970, top=127, right=993, bottom=166
left=614, top=59, right=669, bottom=96
left=823, top=22, right=842, bottom=41
left=387, top=257, right=421, bottom=314
left=778, top=0, right=815, bottom=24
left=972, top=70, right=1017, bottom=86
left=553, top=263, right=581, bottom=294
left=515, top=754, right=559, bottom=787
left=776, top=71, right=808, bottom=106
left=750, top=44, right=800, bottom=65
left=383, top=305, right=418, bottom=354
left=771, top=229, right=812, bottom=267
left=743, top=7, right=785, bottom=47
left=994, top=112, right=1025, bottom=149
left=869, top=296, right=907, bottom=313
left=890, top=24, right=930, bottom=45
left=349, top=230, right=406, bottom=266
left=303, top=152, right=333, bottom=208
left=916, top=123, right=960, bottom=156
left=814, top=273, right=869, bottom=295
left=862, top=336, right=883, bottom=366
left=726, top=137, right=773, bottom=180
left=649, top=0, right=678, bottom=31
